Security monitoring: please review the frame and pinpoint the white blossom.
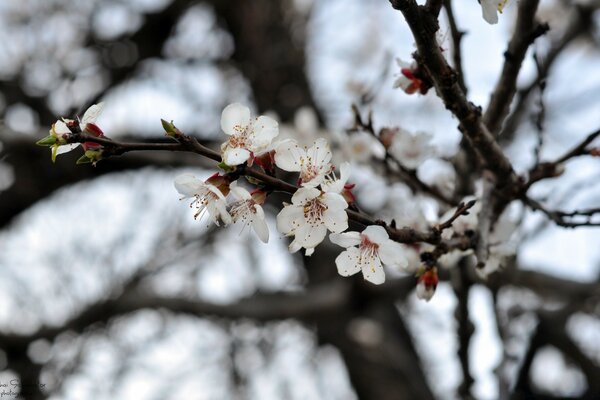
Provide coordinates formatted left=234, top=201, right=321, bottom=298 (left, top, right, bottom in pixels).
left=330, top=225, right=408, bottom=284
left=321, top=162, right=351, bottom=194
left=388, top=129, right=435, bottom=170
left=228, top=181, right=269, bottom=243
left=174, top=173, right=231, bottom=226
left=220, top=103, right=279, bottom=166
left=47, top=103, right=105, bottom=161
left=481, top=0, right=509, bottom=24
left=274, top=138, right=333, bottom=187
left=276, top=187, right=348, bottom=256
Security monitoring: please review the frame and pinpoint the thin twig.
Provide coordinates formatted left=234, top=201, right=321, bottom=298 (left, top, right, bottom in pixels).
left=442, top=0, right=467, bottom=94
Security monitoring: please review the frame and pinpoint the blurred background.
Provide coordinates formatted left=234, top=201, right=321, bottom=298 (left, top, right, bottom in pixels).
left=0, top=0, right=600, bottom=399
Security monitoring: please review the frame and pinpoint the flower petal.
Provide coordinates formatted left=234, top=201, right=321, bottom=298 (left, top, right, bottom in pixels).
left=295, top=223, right=327, bottom=249
left=362, top=225, right=389, bottom=244
left=308, top=138, right=332, bottom=166
left=378, top=240, right=408, bottom=269
left=321, top=192, right=347, bottom=210
left=481, top=0, right=499, bottom=24
left=291, top=187, right=320, bottom=205
left=174, top=174, right=203, bottom=197
left=55, top=143, right=80, bottom=155
left=52, top=120, right=71, bottom=136
left=251, top=207, right=269, bottom=243
left=274, top=139, right=304, bottom=172
left=322, top=208, right=348, bottom=233
left=229, top=181, right=252, bottom=200
left=276, top=205, right=303, bottom=235
left=221, top=103, right=251, bottom=135
left=335, top=247, right=362, bottom=277
left=361, top=257, right=385, bottom=284
left=329, top=231, right=361, bottom=248
left=223, top=147, right=251, bottom=166
left=81, top=103, right=104, bottom=126
left=251, top=115, right=279, bottom=148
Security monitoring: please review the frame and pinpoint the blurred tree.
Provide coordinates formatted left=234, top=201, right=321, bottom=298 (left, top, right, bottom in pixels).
left=0, top=1, right=600, bottom=400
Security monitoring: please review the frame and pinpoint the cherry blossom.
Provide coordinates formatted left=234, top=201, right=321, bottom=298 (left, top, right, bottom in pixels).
left=481, top=0, right=509, bottom=24
left=41, top=103, right=105, bottom=162
left=228, top=181, right=269, bottom=243
left=174, top=173, right=231, bottom=226
left=393, top=58, right=431, bottom=95
left=330, top=225, right=408, bottom=284
left=220, top=103, right=279, bottom=166
left=387, top=128, right=435, bottom=170
left=276, top=187, right=348, bottom=256
left=274, top=138, right=333, bottom=187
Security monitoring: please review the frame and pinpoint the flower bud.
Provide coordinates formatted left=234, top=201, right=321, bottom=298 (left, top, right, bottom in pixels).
left=416, top=267, right=438, bottom=302
left=161, top=119, right=182, bottom=138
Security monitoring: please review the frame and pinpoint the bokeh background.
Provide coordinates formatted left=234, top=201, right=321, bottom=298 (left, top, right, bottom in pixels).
left=0, top=0, right=600, bottom=399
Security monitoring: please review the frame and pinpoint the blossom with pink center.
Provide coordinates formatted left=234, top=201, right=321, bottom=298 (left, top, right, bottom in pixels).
left=220, top=103, right=279, bottom=166
left=174, top=173, right=231, bottom=226
left=274, top=138, right=333, bottom=187
left=276, top=187, right=348, bottom=256
left=228, top=181, right=269, bottom=243
left=330, top=225, right=408, bottom=285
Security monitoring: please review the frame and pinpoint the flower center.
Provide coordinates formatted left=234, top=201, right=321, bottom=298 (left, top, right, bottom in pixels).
left=191, top=190, right=219, bottom=220
left=303, top=198, right=328, bottom=225
left=359, top=235, right=379, bottom=261
left=230, top=200, right=255, bottom=223
left=228, top=124, right=252, bottom=148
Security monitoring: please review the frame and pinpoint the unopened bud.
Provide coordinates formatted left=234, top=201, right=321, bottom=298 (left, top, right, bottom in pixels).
left=36, top=135, right=57, bottom=146
left=161, top=119, right=182, bottom=138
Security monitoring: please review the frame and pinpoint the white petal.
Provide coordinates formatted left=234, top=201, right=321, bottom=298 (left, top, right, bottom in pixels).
left=251, top=115, right=279, bottom=148
left=81, top=103, right=104, bottom=126
left=55, top=143, right=80, bottom=155
left=274, top=139, right=304, bottom=172
left=361, top=257, right=385, bottom=284
left=174, top=174, right=203, bottom=197
left=289, top=240, right=302, bottom=254
left=321, top=192, right=348, bottom=211
left=291, top=187, right=320, bottom=205
left=295, top=223, right=327, bottom=249
left=206, top=183, right=227, bottom=201
left=335, top=247, right=362, bottom=277
left=276, top=205, right=303, bottom=235
left=251, top=209, right=269, bottom=243
left=339, top=162, right=351, bottom=184
left=221, top=103, right=251, bottom=135
left=362, top=225, right=389, bottom=244
left=223, top=147, right=251, bottom=166
left=481, top=0, right=499, bottom=24
left=229, top=181, right=252, bottom=200
left=308, top=138, right=332, bottom=167
left=378, top=240, right=408, bottom=269
left=329, top=231, right=361, bottom=248
left=322, top=208, right=348, bottom=233
left=53, top=120, right=71, bottom=136
left=305, top=247, right=315, bottom=256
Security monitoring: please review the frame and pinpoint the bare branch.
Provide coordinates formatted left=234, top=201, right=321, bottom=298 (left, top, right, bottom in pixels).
left=483, top=0, right=549, bottom=135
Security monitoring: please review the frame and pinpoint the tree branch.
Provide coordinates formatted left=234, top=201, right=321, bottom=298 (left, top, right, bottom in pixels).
left=482, top=0, right=548, bottom=135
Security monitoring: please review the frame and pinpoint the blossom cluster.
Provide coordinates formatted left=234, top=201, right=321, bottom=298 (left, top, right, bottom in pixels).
left=38, top=101, right=518, bottom=302
left=173, top=103, right=411, bottom=286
